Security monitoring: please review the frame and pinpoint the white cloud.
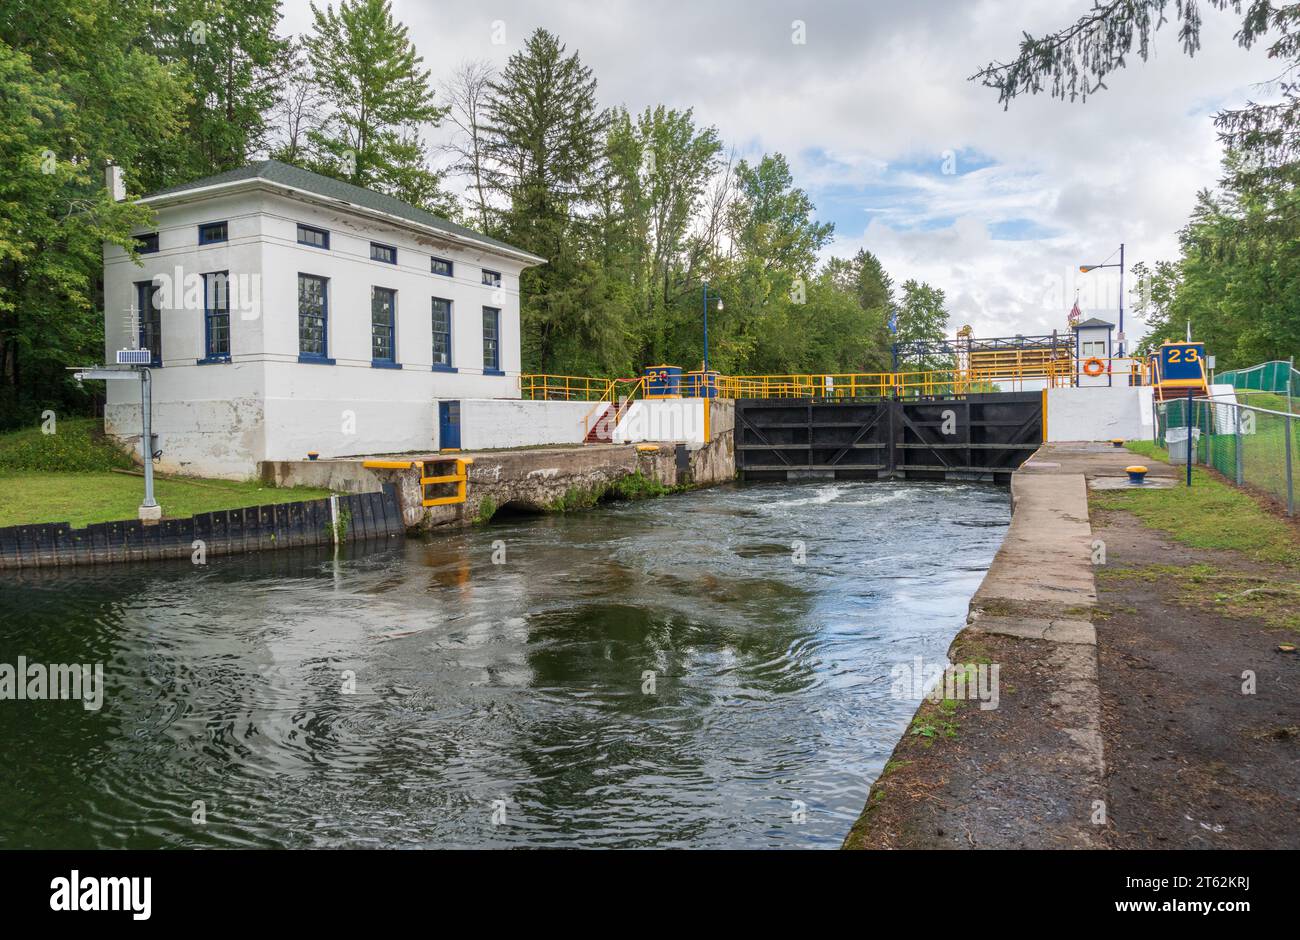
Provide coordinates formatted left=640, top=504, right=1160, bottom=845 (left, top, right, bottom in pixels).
left=282, top=0, right=1269, bottom=347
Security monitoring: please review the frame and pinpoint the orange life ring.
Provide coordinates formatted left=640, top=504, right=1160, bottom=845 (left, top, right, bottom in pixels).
left=1083, top=357, right=1106, bottom=377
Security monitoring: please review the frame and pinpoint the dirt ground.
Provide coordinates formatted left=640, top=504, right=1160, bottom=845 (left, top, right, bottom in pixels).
left=1091, top=509, right=1300, bottom=848
left=841, top=626, right=1104, bottom=849
left=845, top=442, right=1300, bottom=850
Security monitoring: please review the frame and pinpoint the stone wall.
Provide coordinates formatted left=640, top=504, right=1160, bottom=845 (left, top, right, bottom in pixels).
left=261, top=436, right=733, bottom=532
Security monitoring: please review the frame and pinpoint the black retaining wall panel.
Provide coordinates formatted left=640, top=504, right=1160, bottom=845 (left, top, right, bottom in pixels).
left=0, top=483, right=403, bottom=570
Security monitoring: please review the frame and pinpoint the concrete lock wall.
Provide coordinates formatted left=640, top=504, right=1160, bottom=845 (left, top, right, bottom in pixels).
left=262, top=401, right=738, bottom=532
left=614, top=399, right=707, bottom=444
left=102, top=188, right=530, bottom=478
left=458, top=399, right=594, bottom=450
left=1046, top=385, right=1155, bottom=442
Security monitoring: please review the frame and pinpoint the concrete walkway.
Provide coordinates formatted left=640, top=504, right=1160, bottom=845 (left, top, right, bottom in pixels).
left=961, top=454, right=1105, bottom=848
left=845, top=442, right=1165, bottom=849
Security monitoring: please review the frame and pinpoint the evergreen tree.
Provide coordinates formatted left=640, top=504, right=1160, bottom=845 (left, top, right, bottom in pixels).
left=974, top=1, right=1300, bottom=176
left=483, top=29, right=613, bottom=372
left=304, top=0, right=452, bottom=213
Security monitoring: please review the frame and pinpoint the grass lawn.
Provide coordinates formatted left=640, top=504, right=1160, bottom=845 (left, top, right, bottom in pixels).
left=1092, top=445, right=1300, bottom=631
left=0, top=417, right=330, bottom=528
left=1235, top=389, right=1298, bottom=414
left=1091, top=448, right=1300, bottom=567
left=0, top=472, right=332, bottom=528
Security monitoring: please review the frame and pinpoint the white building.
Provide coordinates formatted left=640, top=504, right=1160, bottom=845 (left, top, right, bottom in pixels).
left=102, top=160, right=545, bottom=478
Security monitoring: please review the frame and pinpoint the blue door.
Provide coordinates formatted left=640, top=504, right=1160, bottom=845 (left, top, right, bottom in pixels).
left=438, top=401, right=461, bottom=450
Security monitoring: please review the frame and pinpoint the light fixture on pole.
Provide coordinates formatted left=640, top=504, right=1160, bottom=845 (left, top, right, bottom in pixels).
left=1078, top=242, right=1126, bottom=357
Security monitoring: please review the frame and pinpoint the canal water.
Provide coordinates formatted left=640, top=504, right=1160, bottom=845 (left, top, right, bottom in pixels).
left=0, top=481, right=1008, bottom=849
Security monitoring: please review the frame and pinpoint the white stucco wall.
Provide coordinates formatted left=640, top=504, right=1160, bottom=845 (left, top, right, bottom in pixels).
left=1047, top=385, right=1154, bottom=442
left=458, top=399, right=596, bottom=450
left=103, top=359, right=268, bottom=478
left=101, top=182, right=537, bottom=477
left=614, top=400, right=706, bottom=444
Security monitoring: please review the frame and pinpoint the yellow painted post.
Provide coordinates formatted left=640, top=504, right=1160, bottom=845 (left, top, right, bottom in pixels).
left=1041, top=388, right=1048, bottom=442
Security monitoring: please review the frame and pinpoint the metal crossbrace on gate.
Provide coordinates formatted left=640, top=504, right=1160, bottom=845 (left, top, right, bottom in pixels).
left=732, top=394, right=1043, bottom=479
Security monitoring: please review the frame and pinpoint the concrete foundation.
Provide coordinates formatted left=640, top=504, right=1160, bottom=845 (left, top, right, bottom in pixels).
left=262, top=418, right=736, bottom=531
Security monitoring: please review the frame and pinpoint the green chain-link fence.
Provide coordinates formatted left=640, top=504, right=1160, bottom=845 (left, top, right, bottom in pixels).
left=1217, top=360, right=1299, bottom=414
left=1156, top=394, right=1297, bottom=514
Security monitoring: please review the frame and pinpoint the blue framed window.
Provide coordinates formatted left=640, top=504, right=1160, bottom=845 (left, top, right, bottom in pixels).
left=481, top=269, right=501, bottom=288
left=198, top=221, right=228, bottom=245
left=135, top=232, right=159, bottom=254
left=135, top=280, right=162, bottom=367
left=370, top=242, right=397, bottom=264
left=202, top=272, right=231, bottom=361
left=371, top=286, right=397, bottom=365
left=431, top=256, right=453, bottom=277
left=297, top=223, right=329, bottom=249
left=482, top=306, right=500, bottom=372
left=298, top=273, right=329, bottom=361
left=432, top=297, right=453, bottom=369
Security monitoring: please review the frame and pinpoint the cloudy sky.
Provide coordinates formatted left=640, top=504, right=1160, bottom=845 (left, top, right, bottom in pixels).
left=281, top=0, right=1267, bottom=347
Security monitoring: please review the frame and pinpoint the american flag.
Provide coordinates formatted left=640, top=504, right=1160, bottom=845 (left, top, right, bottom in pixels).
left=1068, top=299, right=1082, bottom=327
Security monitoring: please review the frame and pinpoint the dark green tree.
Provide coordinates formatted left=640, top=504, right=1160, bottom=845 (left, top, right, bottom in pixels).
left=603, top=105, right=723, bottom=368
left=304, top=0, right=452, bottom=213
left=707, top=153, right=835, bottom=373
left=147, top=0, right=290, bottom=180
left=483, top=29, right=614, bottom=373
left=0, top=1, right=186, bottom=426
left=894, top=280, right=951, bottom=372
left=1133, top=157, right=1300, bottom=367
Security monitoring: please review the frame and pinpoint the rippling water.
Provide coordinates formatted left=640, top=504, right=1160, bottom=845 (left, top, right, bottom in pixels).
left=0, top=481, right=1008, bottom=848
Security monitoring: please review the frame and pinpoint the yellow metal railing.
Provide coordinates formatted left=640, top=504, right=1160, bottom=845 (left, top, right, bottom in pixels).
left=520, top=374, right=616, bottom=401
left=521, top=357, right=1157, bottom=406
left=718, top=359, right=1154, bottom=398
left=583, top=376, right=646, bottom=440
left=1045, top=357, right=1152, bottom=388
left=363, top=457, right=474, bottom=507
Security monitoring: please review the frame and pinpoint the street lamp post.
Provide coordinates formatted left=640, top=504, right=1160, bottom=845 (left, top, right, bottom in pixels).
left=702, top=281, right=724, bottom=372
left=1079, top=243, right=1126, bottom=357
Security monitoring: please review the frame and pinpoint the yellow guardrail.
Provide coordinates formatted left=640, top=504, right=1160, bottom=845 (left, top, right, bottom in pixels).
left=520, top=374, right=616, bottom=401
left=722, top=359, right=1153, bottom=397
left=582, top=376, right=647, bottom=440
left=521, top=358, right=1155, bottom=405
left=363, top=457, right=474, bottom=507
